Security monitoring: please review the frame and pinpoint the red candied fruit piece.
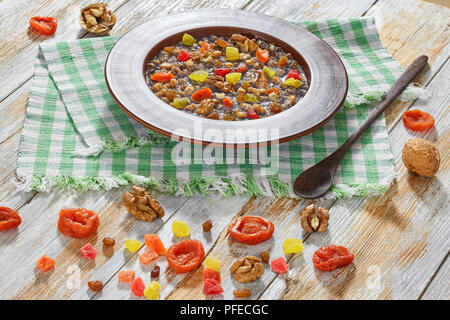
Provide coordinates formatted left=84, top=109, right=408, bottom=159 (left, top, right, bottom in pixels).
left=81, top=243, right=97, bottom=260
left=177, top=49, right=190, bottom=62
left=214, top=68, right=231, bottom=77
left=118, top=270, right=135, bottom=283
left=203, top=268, right=220, bottom=283
left=130, top=277, right=146, bottom=297
left=36, top=255, right=55, bottom=272
left=271, top=257, right=289, bottom=274
left=287, top=69, right=300, bottom=80
left=139, top=248, right=158, bottom=264
left=145, top=234, right=167, bottom=256
left=203, top=279, right=224, bottom=295
left=246, top=108, right=259, bottom=119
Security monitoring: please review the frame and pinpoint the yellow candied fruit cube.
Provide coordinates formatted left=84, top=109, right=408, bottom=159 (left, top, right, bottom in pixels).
left=124, top=239, right=141, bottom=253
left=283, top=78, right=302, bottom=88
left=225, top=47, right=240, bottom=60
left=282, top=238, right=304, bottom=254
left=203, top=256, right=221, bottom=272
left=144, top=281, right=161, bottom=300
left=188, top=70, right=209, bottom=82
left=182, top=33, right=196, bottom=46
left=172, top=219, right=191, bottom=237
left=225, top=72, right=241, bottom=85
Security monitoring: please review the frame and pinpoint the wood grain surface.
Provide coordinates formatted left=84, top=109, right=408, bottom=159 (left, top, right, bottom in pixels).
left=0, top=0, right=448, bottom=300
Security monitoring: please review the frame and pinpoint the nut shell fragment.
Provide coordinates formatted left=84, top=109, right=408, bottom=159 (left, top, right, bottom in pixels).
left=230, top=256, right=264, bottom=283
left=80, top=3, right=116, bottom=35
left=122, top=185, right=165, bottom=222
left=300, top=204, right=329, bottom=233
left=402, top=138, right=440, bottom=177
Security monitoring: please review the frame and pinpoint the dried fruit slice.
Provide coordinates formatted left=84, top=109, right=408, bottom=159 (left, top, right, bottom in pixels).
left=81, top=243, right=97, bottom=260
left=144, top=234, right=167, bottom=256
left=228, top=216, right=274, bottom=245
left=29, top=16, right=57, bottom=35
left=0, top=207, right=22, bottom=231
left=166, top=239, right=205, bottom=274
left=402, top=109, right=435, bottom=131
left=313, top=245, right=354, bottom=271
left=118, top=270, right=135, bottom=283
left=139, top=248, right=158, bottom=264
left=130, top=277, right=146, bottom=297
left=271, top=257, right=289, bottom=274
left=36, top=255, right=55, bottom=272
left=58, top=208, right=99, bottom=238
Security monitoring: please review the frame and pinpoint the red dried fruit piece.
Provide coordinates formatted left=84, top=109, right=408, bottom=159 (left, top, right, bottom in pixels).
left=130, top=277, right=146, bottom=297
left=287, top=69, right=300, bottom=80
left=191, top=88, right=212, bottom=102
left=0, top=207, right=22, bottom=231
left=58, top=208, right=99, bottom=238
left=81, top=243, right=97, bottom=260
left=271, top=257, right=289, bottom=274
left=246, top=107, right=259, bottom=119
left=36, top=255, right=55, bottom=272
left=151, top=72, right=175, bottom=83
left=177, top=49, right=190, bottom=61
left=166, top=239, right=205, bottom=274
left=228, top=216, right=274, bottom=245
left=144, top=234, right=167, bottom=256
left=29, top=16, right=57, bottom=35
left=203, top=268, right=220, bottom=283
left=139, top=248, right=158, bottom=264
left=402, top=109, right=435, bottom=131
left=203, top=279, right=224, bottom=295
left=214, top=68, right=231, bottom=77
left=313, top=245, right=354, bottom=271
left=118, top=270, right=135, bottom=283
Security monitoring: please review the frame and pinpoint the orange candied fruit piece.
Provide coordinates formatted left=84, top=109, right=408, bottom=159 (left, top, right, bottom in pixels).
left=151, top=72, right=175, bottom=83
left=191, top=88, right=212, bottom=102
left=256, top=48, right=270, bottom=63
left=117, top=270, right=136, bottom=283
left=139, top=248, right=158, bottom=264
left=145, top=234, right=167, bottom=256
left=36, top=255, right=55, bottom=272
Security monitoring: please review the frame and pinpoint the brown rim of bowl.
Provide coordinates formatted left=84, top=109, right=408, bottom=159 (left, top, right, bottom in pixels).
left=105, top=9, right=348, bottom=148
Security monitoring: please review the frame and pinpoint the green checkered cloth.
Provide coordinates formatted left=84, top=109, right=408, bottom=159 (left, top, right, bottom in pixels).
left=17, top=17, right=426, bottom=199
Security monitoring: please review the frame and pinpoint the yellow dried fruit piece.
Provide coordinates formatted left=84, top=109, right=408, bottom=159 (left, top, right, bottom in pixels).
left=226, top=47, right=240, bottom=60
left=282, top=238, right=304, bottom=254
left=172, top=219, right=191, bottom=237
left=172, top=97, right=189, bottom=109
left=263, top=66, right=276, bottom=78
left=203, top=256, right=221, bottom=272
left=225, top=72, right=242, bottom=85
left=189, top=70, right=209, bottom=82
left=124, top=239, right=141, bottom=253
left=283, top=78, right=302, bottom=88
left=144, top=281, right=161, bottom=300
left=245, top=93, right=259, bottom=103
left=182, top=33, right=196, bottom=45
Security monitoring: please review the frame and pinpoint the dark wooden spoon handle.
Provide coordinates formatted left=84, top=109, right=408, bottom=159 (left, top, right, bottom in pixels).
left=333, top=55, right=428, bottom=161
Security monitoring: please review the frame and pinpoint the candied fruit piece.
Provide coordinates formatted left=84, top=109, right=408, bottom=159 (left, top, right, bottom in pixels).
left=172, top=97, right=189, bottom=109
left=144, top=234, right=167, bottom=256
left=225, top=72, right=241, bottom=85
left=271, top=257, right=289, bottom=274
left=88, top=280, right=103, bottom=292
left=124, top=239, right=141, bottom=253
left=139, top=248, right=158, bottom=264
left=203, top=256, right=220, bottom=272
left=144, top=281, right=161, bottom=300
left=202, top=219, right=213, bottom=232
left=130, top=277, right=145, bottom=297
left=103, top=237, right=115, bottom=246
left=245, top=93, right=259, bottom=103
left=282, top=238, right=304, bottom=254
left=283, top=78, right=302, bottom=88
left=263, top=66, right=275, bottom=78
left=189, top=70, right=209, bottom=82
left=225, top=47, right=240, bottom=60
left=118, top=270, right=135, bottom=283
left=203, top=278, right=224, bottom=295
left=81, top=243, right=97, bottom=260
left=151, top=265, right=160, bottom=278
left=172, top=219, right=190, bottom=237
left=35, top=255, right=55, bottom=272
left=182, top=33, right=196, bottom=46
left=203, top=268, right=220, bottom=283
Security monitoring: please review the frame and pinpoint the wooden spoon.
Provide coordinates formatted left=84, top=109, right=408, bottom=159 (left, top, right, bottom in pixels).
left=293, top=55, right=428, bottom=199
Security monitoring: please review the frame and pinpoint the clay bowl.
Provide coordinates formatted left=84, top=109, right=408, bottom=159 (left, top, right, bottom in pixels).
left=105, top=9, right=348, bottom=147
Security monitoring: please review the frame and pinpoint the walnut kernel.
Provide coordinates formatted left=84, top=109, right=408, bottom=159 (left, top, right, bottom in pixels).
left=122, top=185, right=165, bottom=222
left=80, top=3, right=116, bottom=35
left=230, top=256, right=264, bottom=283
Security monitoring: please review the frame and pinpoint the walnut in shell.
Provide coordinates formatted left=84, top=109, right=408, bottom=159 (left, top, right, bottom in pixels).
left=80, top=3, right=116, bottom=35
left=402, top=138, right=440, bottom=177
left=230, top=256, right=264, bottom=283
left=122, top=185, right=165, bottom=221
left=300, top=203, right=329, bottom=233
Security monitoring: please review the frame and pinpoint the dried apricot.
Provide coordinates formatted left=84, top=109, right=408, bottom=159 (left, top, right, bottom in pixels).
left=118, top=270, right=135, bottom=283
left=313, top=245, right=354, bottom=271
left=0, top=207, right=22, bottom=231
left=402, top=109, right=435, bottom=131
left=35, top=255, right=55, bottom=272
left=228, top=216, right=274, bottom=245
left=58, top=208, right=99, bottom=238
left=166, top=239, right=205, bottom=274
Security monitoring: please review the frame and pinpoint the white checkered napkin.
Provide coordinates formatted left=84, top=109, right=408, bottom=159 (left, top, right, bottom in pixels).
left=18, top=17, right=425, bottom=199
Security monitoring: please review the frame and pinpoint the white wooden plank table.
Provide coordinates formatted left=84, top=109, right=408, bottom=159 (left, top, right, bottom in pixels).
left=0, top=0, right=448, bottom=300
